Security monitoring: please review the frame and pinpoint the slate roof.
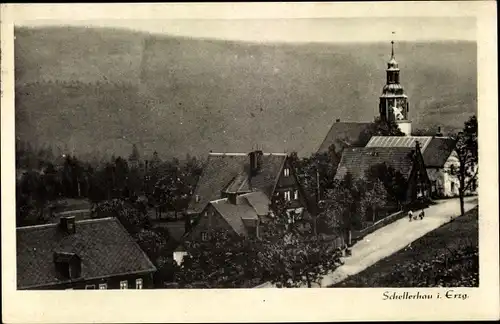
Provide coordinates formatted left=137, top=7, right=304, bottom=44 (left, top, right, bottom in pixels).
left=317, top=122, right=372, bottom=153
left=366, top=136, right=456, bottom=168
left=17, top=218, right=157, bottom=289
left=187, top=153, right=287, bottom=214
left=335, top=147, right=416, bottom=181
left=208, top=192, right=271, bottom=236
left=211, top=199, right=253, bottom=236
left=240, top=191, right=271, bottom=217
left=421, top=137, right=457, bottom=167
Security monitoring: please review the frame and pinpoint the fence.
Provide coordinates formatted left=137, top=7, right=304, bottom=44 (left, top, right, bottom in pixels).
left=351, top=210, right=405, bottom=243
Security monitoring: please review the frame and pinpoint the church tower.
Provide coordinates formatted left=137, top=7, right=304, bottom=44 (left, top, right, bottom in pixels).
left=379, top=40, right=411, bottom=135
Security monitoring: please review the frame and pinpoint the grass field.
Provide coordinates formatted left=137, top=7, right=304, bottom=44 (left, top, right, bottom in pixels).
left=332, top=207, right=479, bottom=287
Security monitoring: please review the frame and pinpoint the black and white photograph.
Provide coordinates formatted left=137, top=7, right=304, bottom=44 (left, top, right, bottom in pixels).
left=1, top=2, right=498, bottom=323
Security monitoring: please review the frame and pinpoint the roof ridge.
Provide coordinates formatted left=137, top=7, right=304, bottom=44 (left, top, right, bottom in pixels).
left=208, top=152, right=287, bottom=156
left=17, top=217, right=117, bottom=231
left=210, top=198, right=229, bottom=204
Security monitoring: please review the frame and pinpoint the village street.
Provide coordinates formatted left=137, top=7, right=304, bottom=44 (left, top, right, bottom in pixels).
left=257, top=196, right=479, bottom=288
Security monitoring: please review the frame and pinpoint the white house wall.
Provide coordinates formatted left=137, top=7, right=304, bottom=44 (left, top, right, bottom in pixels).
left=426, top=150, right=477, bottom=198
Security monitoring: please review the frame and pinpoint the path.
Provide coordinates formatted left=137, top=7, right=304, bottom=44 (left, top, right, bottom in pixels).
left=256, top=196, right=478, bottom=288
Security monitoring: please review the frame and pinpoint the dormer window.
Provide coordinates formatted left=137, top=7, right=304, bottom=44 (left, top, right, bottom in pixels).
left=284, top=168, right=290, bottom=177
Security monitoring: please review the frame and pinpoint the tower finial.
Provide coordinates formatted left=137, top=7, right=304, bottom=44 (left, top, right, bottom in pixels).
left=391, top=31, right=396, bottom=58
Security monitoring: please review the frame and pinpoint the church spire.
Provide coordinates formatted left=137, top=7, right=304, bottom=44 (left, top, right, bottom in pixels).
left=379, top=37, right=412, bottom=136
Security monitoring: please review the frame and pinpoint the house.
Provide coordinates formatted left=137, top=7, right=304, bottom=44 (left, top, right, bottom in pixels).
left=335, top=143, right=431, bottom=205
left=317, top=119, right=372, bottom=154
left=184, top=150, right=311, bottom=242
left=365, top=134, right=472, bottom=197
left=17, top=216, right=157, bottom=290
left=187, top=191, right=272, bottom=242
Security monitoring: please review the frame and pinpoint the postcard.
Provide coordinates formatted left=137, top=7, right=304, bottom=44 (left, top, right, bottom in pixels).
left=1, top=2, right=498, bottom=322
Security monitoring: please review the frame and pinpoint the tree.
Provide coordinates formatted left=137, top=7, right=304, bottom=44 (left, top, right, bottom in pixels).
left=449, top=115, right=478, bottom=216
left=359, top=179, right=387, bottom=223
left=258, top=198, right=343, bottom=288
left=317, top=174, right=365, bottom=244
left=93, top=199, right=150, bottom=234
left=289, top=145, right=341, bottom=217
left=17, top=171, right=48, bottom=226
left=176, top=230, right=262, bottom=288
left=135, top=228, right=168, bottom=261
left=366, top=163, right=408, bottom=209
left=258, top=216, right=343, bottom=288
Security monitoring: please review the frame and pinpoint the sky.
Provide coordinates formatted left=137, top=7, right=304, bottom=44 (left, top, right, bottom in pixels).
left=17, top=17, right=476, bottom=44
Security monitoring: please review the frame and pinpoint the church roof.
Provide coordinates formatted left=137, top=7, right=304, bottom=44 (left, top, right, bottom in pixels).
left=366, top=136, right=456, bottom=168
left=317, top=122, right=372, bottom=153
left=335, top=147, right=416, bottom=181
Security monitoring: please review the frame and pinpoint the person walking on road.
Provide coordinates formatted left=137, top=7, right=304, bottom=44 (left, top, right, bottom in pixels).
left=408, top=209, right=413, bottom=222
left=419, top=209, right=425, bottom=220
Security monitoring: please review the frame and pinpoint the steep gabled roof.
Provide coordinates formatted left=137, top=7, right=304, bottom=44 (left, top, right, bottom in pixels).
left=366, top=136, right=456, bottom=168
left=317, top=122, right=372, bottom=153
left=335, top=147, right=416, bottom=181
left=240, top=191, right=271, bottom=217
left=206, top=192, right=271, bottom=236
left=187, top=153, right=287, bottom=214
left=422, top=137, right=457, bottom=167
left=210, top=199, right=252, bottom=236
left=16, top=218, right=156, bottom=289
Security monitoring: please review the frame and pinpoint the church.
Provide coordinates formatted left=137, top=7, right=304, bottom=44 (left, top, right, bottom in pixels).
left=320, top=40, right=463, bottom=199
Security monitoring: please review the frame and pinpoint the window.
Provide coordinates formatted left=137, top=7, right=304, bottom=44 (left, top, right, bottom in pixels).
left=451, top=182, right=456, bottom=193
left=284, top=168, right=290, bottom=177
left=204, top=211, right=208, bottom=217
left=293, top=190, right=299, bottom=200
left=120, top=280, right=128, bottom=289
left=99, top=283, right=107, bottom=290
left=85, top=284, right=96, bottom=290
left=136, top=278, right=143, bottom=289
left=201, top=232, right=209, bottom=241
left=284, top=191, right=291, bottom=201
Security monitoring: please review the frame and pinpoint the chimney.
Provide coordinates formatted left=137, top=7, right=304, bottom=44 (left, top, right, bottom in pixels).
left=249, top=150, right=263, bottom=176
left=59, top=216, right=76, bottom=234
left=436, top=126, right=443, bottom=137
left=336, top=119, right=340, bottom=123
left=228, top=193, right=237, bottom=205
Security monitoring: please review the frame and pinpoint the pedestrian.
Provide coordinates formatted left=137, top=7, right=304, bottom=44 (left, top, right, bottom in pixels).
left=408, top=209, right=413, bottom=222
left=419, top=209, right=425, bottom=220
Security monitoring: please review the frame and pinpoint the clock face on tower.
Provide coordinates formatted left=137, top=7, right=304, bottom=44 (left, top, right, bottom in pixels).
left=388, top=98, right=407, bottom=121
